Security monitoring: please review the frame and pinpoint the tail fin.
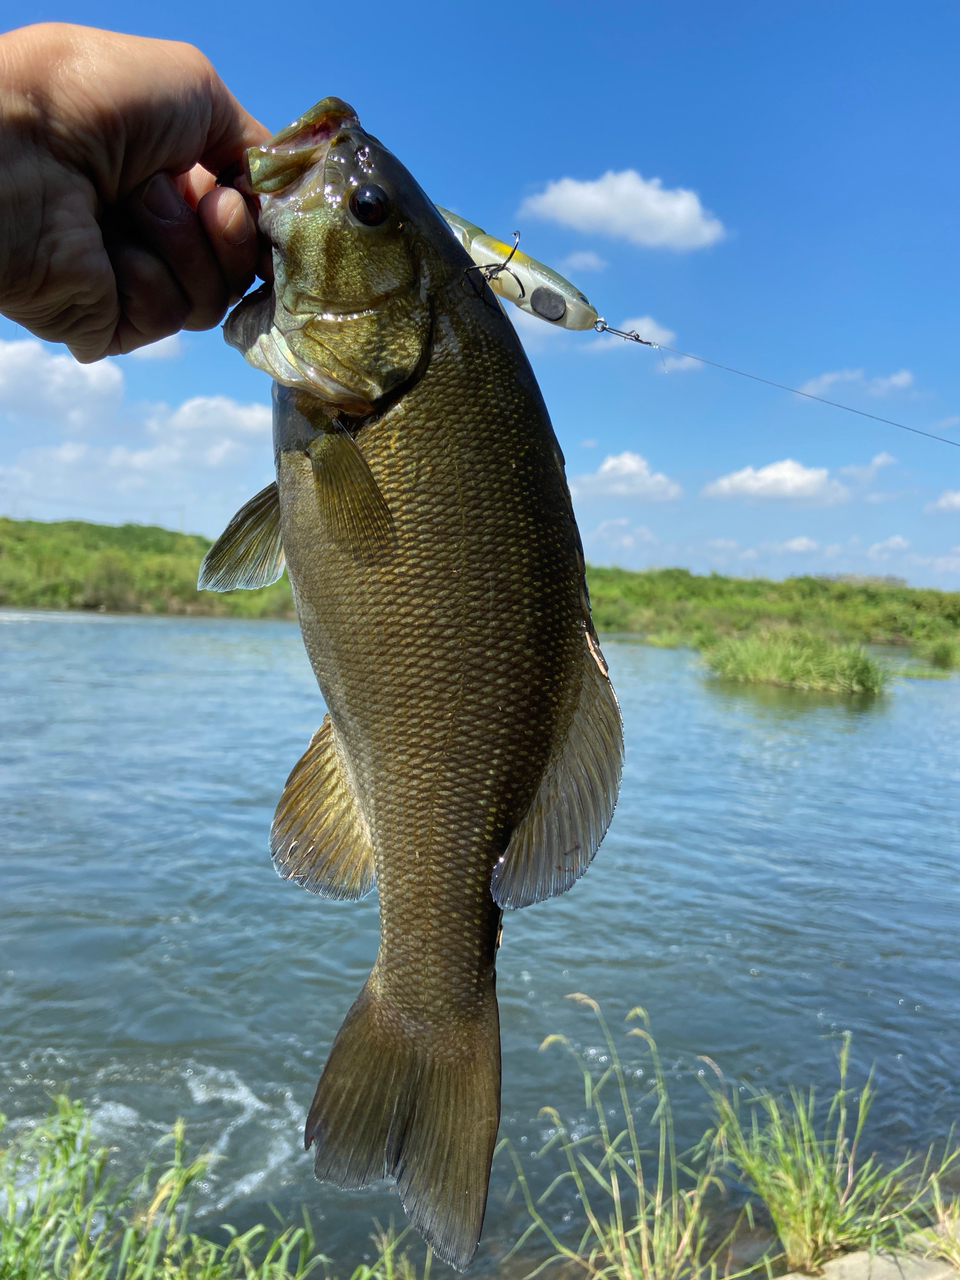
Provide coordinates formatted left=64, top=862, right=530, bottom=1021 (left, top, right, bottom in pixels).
left=305, top=980, right=501, bottom=1271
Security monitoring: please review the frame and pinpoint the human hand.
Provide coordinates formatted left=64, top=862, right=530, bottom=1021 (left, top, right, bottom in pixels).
left=0, top=23, right=271, bottom=361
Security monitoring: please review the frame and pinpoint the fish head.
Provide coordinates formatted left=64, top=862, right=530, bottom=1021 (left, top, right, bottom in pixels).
left=228, top=98, right=452, bottom=416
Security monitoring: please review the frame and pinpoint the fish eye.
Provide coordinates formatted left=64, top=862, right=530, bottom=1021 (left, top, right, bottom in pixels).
left=349, top=184, right=391, bottom=227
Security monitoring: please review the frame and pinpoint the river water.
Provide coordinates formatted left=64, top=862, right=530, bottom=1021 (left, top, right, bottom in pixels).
left=1, top=611, right=958, bottom=1272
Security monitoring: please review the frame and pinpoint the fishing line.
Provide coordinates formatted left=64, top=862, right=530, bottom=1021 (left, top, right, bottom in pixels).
left=594, top=319, right=960, bottom=450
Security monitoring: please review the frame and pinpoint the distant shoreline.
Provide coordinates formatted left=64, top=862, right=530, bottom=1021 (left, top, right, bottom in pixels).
left=2, top=516, right=958, bottom=649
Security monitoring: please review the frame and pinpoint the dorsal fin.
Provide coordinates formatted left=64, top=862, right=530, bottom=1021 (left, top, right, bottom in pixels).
left=271, top=716, right=376, bottom=899
left=198, top=482, right=285, bottom=591
left=491, top=635, right=623, bottom=909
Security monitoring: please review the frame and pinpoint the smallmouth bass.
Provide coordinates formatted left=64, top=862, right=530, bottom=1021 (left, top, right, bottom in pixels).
left=200, top=97, right=622, bottom=1270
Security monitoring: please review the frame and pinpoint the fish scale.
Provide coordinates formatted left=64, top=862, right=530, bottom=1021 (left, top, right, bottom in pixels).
left=200, top=95, right=622, bottom=1269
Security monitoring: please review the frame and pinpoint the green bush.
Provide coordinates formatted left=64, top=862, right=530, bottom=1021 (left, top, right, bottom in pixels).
left=702, top=632, right=889, bottom=694
left=0, top=517, right=294, bottom=618
left=922, top=638, right=960, bottom=670
left=586, top=566, right=960, bottom=650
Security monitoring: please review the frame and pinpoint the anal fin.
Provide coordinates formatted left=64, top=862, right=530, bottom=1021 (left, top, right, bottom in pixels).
left=491, top=634, right=623, bottom=909
left=271, top=716, right=376, bottom=899
left=198, top=482, right=285, bottom=591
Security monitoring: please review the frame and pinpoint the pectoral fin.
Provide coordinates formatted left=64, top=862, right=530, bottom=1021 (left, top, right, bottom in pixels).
left=308, top=430, right=397, bottom=564
left=271, top=716, right=376, bottom=899
left=492, top=635, right=623, bottom=909
left=198, top=482, right=285, bottom=591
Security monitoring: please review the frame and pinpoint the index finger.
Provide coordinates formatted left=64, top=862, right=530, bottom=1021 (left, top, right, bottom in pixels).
left=195, top=73, right=271, bottom=177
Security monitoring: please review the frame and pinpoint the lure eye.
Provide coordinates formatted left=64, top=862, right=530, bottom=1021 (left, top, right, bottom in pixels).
left=349, top=184, right=390, bottom=227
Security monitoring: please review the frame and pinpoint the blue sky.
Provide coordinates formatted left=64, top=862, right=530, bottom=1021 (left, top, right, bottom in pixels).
left=1, top=0, right=958, bottom=585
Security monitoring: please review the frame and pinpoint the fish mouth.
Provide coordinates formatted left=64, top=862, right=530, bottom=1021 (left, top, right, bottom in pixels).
left=278, top=291, right=403, bottom=326
left=245, top=97, right=359, bottom=195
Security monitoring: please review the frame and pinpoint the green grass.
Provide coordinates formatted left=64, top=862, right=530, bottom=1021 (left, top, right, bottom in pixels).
left=0, top=1099, right=426, bottom=1280
left=709, top=1035, right=952, bottom=1273
left=503, top=1001, right=960, bottom=1280
left=919, top=638, right=960, bottom=669
left=910, top=1170, right=960, bottom=1268
left=702, top=631, right=889, bottom=694
left=503, top=996, right=738, bottom=1280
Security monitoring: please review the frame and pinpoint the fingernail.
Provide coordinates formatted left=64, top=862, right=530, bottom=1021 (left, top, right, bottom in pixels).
left=142, top=173, right=184, bottom=222
left=222, top=196, right=252, bottom=246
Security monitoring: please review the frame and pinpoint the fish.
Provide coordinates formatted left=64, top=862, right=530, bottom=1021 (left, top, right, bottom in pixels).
left=199, top=96, right=623, bottom=1270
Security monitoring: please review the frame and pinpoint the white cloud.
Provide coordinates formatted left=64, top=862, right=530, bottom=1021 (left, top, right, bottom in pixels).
left=907, top=546, right=960, bottom=575
left=775, top=536, right=819, bottom=553
left=570, top=451, right=683, bottom=501
left=703, top=458, right=849, bottom=504
left=661, top=353, right=700, bottom=373
left=149, top=396, right=271, bottom=439
left=868, top=535, right=910, bottom=561
left=840, top=451, right=897, bottom=486
left=99, top=396, right=271, bottom=477
left=865, top=490, right=913, bottom=504
left=104, top=442, right=182, bottom=485
left=617, top=315, right=674, bottom=346
left=926, top=490, right=960, bottom=513
left=128, top=334, right=183, bottom=361
left=0, top=382, right=273, bottom=533
left=585, top=518, right=658, bottom=552
left=559, top=250, right=608, bottom=274
left=702, top=537, right=756, bottom=567
left=52, top=441, right=88, bottom=465
left=799, top=368, right=914, bottom=399
left=0, top=338, right=123, bottom=428
left=518, top=170, right=725, bottom=250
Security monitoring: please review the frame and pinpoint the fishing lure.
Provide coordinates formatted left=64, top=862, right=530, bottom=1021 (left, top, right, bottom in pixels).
left=438, top=207, right=599, bottom=331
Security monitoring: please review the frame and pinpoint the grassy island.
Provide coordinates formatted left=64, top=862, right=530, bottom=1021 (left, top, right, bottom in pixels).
left=702, top=630, right=891, bottom=694
left=0, top=520, right=957, bottom=683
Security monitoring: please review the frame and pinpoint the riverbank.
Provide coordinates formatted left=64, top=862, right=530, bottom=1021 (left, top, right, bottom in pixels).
left=7, top=1009, right=960, bottom=1280
left=2, top=518, right=959, bottom=651
left=587, top=565, right=960, bottom=650
left=0, top=516, right=294, bottom=618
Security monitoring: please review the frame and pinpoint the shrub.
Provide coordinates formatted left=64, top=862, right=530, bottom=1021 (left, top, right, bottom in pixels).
left=702, top=632, right=888, bottom=694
